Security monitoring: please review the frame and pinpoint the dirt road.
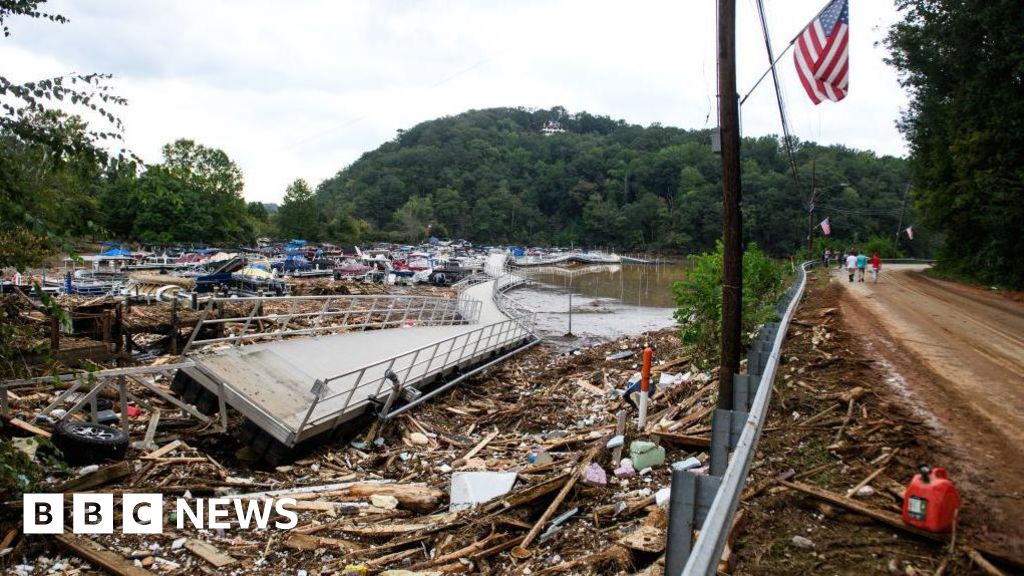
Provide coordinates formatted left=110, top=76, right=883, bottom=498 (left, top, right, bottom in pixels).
left=838, top=264, right=1024, bottom=556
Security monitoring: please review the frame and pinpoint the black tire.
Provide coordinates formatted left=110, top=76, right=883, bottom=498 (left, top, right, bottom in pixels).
left=52, top=420, right=129, bottom=465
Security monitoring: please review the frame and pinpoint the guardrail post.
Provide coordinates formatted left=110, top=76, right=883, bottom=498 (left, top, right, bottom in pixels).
left=710, top=403, right=748, bottom=477
left=732, top=373, right=759, bottom=413
left=665, top=467, right=724, bottom=575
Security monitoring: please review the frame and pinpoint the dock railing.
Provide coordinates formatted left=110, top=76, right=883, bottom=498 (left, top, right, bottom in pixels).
left=291, top=271, right=538, bottom=443
left=183, top=293, right=481, bottom=353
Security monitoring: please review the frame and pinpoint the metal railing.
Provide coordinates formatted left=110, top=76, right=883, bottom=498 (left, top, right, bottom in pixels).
left=183, top=293, right=481, bottom=352
left=290, top=270, right=538, bottom=443
left=292, top=308, right=536, bottom=443
left=667, top=261, right=813, bottom=575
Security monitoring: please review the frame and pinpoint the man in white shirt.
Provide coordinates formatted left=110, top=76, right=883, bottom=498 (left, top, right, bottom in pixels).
left=845, top=252, right=858, bottom=283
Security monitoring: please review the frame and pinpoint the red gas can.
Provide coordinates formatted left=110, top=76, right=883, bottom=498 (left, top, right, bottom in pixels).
left=902, top=466, right=960, bottom=533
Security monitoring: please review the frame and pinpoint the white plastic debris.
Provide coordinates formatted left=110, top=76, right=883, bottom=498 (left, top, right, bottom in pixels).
left=449, top=471, right=518, bottom=511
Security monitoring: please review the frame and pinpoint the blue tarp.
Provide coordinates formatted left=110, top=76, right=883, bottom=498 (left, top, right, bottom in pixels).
left=100, top=247, right=133, bottom=257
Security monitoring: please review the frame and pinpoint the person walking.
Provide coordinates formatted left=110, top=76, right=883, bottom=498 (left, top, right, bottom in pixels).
left=856, top=251, right=869, bottom=282
left=845, top=251, right=858, bottom=282
left=870, top=252, right=881, bottom=283
left=823, top=248, right=832, bottom=267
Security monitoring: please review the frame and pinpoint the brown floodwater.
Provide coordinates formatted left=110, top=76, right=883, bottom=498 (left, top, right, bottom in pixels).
left=521, top=263, right=689, bottom=308
left=507, top=263, right=690, bottom=347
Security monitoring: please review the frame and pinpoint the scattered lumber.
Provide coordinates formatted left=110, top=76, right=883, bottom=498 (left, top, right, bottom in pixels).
left=60, top=461, right=132, bottom=492
left=55, top=534, right=151, bottom=576
left=184, top=538, right=236, bottom=567
left=7, top=417, right=51, bottom=438
left=343, top=482, right=445, bottom=514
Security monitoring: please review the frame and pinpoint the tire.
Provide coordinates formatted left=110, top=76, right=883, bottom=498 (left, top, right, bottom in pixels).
left=53, top=420, right=129, bottom=465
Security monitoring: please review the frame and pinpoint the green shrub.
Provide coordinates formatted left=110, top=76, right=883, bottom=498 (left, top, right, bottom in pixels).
left=672, top=243, right=787, bottom=369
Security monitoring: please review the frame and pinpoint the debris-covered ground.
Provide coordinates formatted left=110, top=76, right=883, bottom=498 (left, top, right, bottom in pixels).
left=732, top=271, right=1024, bottom=575
left=0, top=328, right=729, bottom=575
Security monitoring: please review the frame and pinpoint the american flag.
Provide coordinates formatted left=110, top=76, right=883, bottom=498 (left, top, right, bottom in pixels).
left=905, top=226, right=914, bottom=240
left=794, top=0, right=849, bottom=105
left=819, top=217, right=831, bottom=236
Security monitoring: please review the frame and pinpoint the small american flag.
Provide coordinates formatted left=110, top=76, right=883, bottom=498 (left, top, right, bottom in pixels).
left=794, top=0, right=849, bottom=105
left=819, top=217, right=831, bottom=236
left=905, top=226, right=914, bottom=240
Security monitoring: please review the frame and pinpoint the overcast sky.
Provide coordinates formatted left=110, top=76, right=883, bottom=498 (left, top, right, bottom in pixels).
left=1, top=0, right=909, bottom=203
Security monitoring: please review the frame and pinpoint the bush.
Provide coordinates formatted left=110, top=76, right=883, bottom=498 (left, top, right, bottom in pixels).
left=673, top=243, right=788, bottom=369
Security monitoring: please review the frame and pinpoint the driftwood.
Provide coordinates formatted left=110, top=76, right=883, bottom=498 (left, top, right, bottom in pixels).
left=343, top=482, right=445, bottom=514
left=184, top=538, right=236, bottom=567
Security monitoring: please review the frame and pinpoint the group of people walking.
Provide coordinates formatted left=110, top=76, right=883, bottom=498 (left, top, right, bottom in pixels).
left=823, top=248, right=881, bottom=283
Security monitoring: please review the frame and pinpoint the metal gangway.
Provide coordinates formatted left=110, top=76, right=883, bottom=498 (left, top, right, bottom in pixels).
left=2, top=255, right=539, bottom=462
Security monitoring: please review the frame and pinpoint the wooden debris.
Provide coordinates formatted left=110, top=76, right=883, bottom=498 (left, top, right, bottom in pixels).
left=141, top=439, right=185, bottom=460
left=184, top=538, right=237, bottom=567
left=7, top=417, right=51, bottom=438
left=283, top=532, right=363, bottom=552
left=344, top=482, right=445, bottom=513
left=60, top=461, right=132, bottom=492
left=966, top=548, right=1007, bottom=576
left=617, top=524, right=665, bottom=553
left=55, top=534, right=151, bottom=576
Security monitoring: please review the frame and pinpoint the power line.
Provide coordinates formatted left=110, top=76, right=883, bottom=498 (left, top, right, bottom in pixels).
left=752, top=0, right=804, bottom=201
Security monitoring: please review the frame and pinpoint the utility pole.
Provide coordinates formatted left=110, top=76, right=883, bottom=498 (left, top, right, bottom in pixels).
left=718, top=0, right=742, bottom=410
left=807, top=159, right=817, bottom=255
left=894, top=182, right=910, bottom=251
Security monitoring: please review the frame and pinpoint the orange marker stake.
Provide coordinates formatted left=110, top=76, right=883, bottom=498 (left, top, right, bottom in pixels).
left=639, top=346, right=653, bottom=429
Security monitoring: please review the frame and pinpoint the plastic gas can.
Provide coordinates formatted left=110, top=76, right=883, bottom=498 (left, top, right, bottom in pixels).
left=902, top=466, right=960, bottom=533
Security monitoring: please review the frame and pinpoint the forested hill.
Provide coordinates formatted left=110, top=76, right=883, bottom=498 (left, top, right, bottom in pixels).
left=314, top=107, right=919, bottom=256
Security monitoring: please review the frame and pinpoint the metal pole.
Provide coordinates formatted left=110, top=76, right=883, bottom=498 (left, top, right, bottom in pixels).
left=718, top=0, right=742, bottom=411
left=894, top=182, right=911, bottom=252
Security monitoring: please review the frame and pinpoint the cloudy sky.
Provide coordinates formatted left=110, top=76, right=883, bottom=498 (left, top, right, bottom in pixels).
left=1, top=0, right=908, bottom=203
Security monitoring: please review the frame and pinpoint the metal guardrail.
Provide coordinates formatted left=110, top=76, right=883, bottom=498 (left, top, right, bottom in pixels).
left=667, top=261, right=814, bottom=575
left=183, top=293, right=481, bottom=352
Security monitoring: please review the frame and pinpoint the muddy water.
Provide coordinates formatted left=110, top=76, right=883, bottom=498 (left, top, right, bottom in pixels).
left=507, top=263, right=688, bottom=347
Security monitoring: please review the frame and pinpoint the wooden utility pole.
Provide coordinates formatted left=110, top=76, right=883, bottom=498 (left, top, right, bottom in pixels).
left=718, top=0, right=742, bottom=409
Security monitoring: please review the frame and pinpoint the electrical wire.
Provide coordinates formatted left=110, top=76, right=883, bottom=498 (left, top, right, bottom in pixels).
left=753, top=0, right=804, bottom=197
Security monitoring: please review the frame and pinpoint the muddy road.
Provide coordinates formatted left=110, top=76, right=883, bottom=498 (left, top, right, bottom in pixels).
left=838, top=264, right=1024, bottom=556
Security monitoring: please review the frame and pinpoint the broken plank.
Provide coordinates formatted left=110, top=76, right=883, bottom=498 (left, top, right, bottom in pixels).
left=461, top=429, right=499, bottom=460
left=185, top=538, right=237, bottom=567
left=283, top=532, right=363, bottom=552
left=338, top=523, right=432, bottom=537
left=650, top=430, right=711, bottom=449
left=55, top=534, right=151, bottom=576
left=61, top=461, right=132, bottom=492
left=7, top=417, right=51, bottom=438
left=617, top=524, right=665, bottom=553
left=141, top=439, right=185, bottom=460
left=343, top=483, right=444, bottom=514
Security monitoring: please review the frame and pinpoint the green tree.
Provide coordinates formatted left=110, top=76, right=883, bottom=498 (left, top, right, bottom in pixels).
left=393, top=195, right=435, bottom=242
left=276, top=179, right=319, bottom=240
left=161, top=139, right=251, bottom=243
left=886, top=0, right=1024, bottom=288
left=1, top=2, right=129, bottom=268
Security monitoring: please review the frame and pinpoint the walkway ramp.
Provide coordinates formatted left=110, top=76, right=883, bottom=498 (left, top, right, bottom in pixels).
left=182, top=263, right=536, bottom=448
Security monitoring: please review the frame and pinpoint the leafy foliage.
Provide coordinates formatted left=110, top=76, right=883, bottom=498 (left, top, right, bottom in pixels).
left=886, top=0, right=1024, bottom=288
left=672, top=243, right=787, bottom=369
left=317, top=107, right=922, bottom=255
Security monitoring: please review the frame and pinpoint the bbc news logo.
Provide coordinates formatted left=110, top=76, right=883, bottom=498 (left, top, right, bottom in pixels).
left=24, top=494, right=299, bottom=534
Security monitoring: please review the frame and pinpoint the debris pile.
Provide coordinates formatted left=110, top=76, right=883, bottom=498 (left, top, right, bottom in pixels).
left=0, top=328, right=735, bottom=575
